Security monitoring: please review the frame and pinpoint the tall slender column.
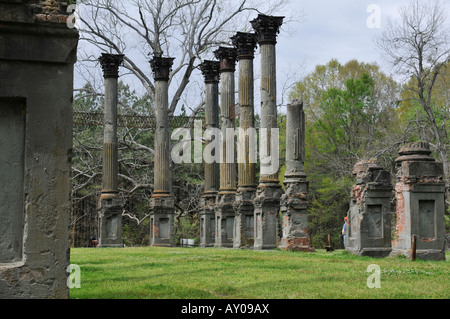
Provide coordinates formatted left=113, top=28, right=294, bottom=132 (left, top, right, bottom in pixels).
left=149, top=56, right=176, bottom=247
left=279, top=102, right=315, bottom=252
left=199, top=60, right=221, bottom=248
left=213, top=47, right=238, bottom=248
left=231, top=32, right=258, bottom=249
left=98, top=53, right=124, bottom=248
left=251, top=14, right=284, bottom=250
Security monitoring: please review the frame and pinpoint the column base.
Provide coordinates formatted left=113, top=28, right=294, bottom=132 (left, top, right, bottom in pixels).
left=233, top=188, right=256, bottom=249
left=253, top=182, right=283, bottom=250
left=150, top=195, right=175, bottom=247
left=215, top=192, right=236, bottom=248
left=279, top=177, right=314, bottom=252
left=98, top=196, right=123, bottom=248
left=389, top=248, right=446, bottom=261
left=199, top=193, right=218, bottom=248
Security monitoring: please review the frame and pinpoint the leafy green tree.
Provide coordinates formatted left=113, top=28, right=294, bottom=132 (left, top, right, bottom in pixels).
left=288, top=60, right=402, bottom=248
left=377, top=0, right=449, bottom=182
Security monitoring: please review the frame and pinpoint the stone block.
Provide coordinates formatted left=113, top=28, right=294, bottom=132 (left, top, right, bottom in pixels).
left=98, top=197, right=123, bottom=248
left=346, top=160, right=393, bottom=257
left=391, top=142, right=446, bottom=260
left=150, top=196, right=175, bottom=247
left=0, top=0, right=78, bottom=298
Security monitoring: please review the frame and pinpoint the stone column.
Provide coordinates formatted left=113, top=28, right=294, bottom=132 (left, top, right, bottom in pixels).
left=346, top=160, right=393, bottom=257
left=231, top=32, right=258, bottom=249
left=0, top=1, right=78, bottom=299
left=149, top=56, right=176, bottom=247
left=279, top=102, right=315, bottom=252
left=98, top=53, right=124, bottom=248
left=213, top=47, right=238, bottom=248
left=251, top=14, right=284, bottom=250
left=199, top=60, right=220, bottom=248
left=391, top=142, right=446, bottom=260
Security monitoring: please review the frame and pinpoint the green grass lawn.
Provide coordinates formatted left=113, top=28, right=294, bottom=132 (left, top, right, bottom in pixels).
left=69, top=247, right=449, bottom=299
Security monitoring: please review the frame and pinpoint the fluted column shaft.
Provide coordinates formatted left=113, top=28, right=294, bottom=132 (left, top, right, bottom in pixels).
left=98, top=53, right=124, bottom=248
left=215, top=47, right=238, bottom=193
left=154, top=79, right=171, bottom=195
left=99, top=53, right=124, bottom=198
left=200, top=60, right=221, bottom=194
left=210, top=47, right=239, bottom=248
left=259, top=43, right=279, bottom=182
left=285, top=102, right=305, bottom=175
left=252, top=14, right=284, bottom=184
left=237, top=58, right=257, bottom=188
left=231, top=32, right=258, bottom=249
left=231, top=32, right=258, bottom=193
left=220, top=69, right=237, bottom=191
left=150, top=57, right=174, bottom=196
left=199, top=60, right=221, bottom=248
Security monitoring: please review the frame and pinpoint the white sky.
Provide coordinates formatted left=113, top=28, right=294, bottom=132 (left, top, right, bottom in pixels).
left=275, top=0, right=412, bottom=97
left=74, top=0, right=447, bottom=114
left=252, top=0, right=414, bottom=113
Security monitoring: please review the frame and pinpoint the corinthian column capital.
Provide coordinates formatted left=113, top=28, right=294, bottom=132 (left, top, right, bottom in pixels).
left=251, top=14, right=284, bottom=45
left=98, top=53, right=124, bottom=78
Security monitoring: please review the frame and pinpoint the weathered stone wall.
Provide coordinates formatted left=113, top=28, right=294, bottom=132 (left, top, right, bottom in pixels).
left=279, top=102, right=314, bottom=252
left=346, top=160, right=393, bottom=257
left=391, top=142, right=446, bottom=260
left=0, top=0, right=78, bottom=298
left=0, top=0, right=72, bottom=24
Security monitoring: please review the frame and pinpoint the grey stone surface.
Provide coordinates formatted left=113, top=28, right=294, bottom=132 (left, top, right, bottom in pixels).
left=213, top=47, right=238, bottom=248
left=391, top=142, right=446, bottom=260
left=233, top=191, right=256, bottom=248
left=253, top=184, right=283, bottom=250
left=98, top=197, right=123, bottom=248
left=279, top=102, right=314, bottom=252
left=98, top=53, right=124, bottom=248
left=215, top=194, right=236, bottom=248
left=0, top=101, right=26, bottom=264
left=346, top=160, right=393, bottom=257
left=230, top=32, right=258, bottom=249
left=199, top=60, right=221, bottom=248
left=149, top=197, right=175, bottom=247
left=200, top=197, right=216, bottom=248
left=149, top=56, right=176, bottom=247
left=0, top=0, right=79, bottom=299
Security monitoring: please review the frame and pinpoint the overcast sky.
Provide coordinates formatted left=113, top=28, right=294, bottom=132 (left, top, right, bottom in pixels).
left=248, top=0, right=417, bottom=112
left=75, top=0, right=447, bottom=114
left=274, top=0, right=412, bottom=98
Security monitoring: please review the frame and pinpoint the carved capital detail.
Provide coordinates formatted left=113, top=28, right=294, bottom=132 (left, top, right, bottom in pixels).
left=200, top=60, right=221, bottom=83
left=231, top=32, right=258, bottom=59
left=251, top=14, right=284, bottom=45
left=214, top=46, right=238, bottom=72
left=98, top=53, right=125, bottom=78
left=150, top=56, right=175, bottom=81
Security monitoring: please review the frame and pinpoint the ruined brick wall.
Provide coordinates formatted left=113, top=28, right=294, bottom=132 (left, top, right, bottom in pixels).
left=30, top=0, right=72, bottom=24
left=393, top=170, right=445, bottom=245
left=346, top=159, right=393, bottom=257
left=350, top=159, right=389, bottom=204
left=0, top=0, right=72, bottom=24
left=391, top=142, right=446, bottom=260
